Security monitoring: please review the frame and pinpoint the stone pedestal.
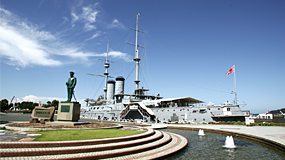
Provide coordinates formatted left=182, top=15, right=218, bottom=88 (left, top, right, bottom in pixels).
left=57, top=102, right=81, bottom=122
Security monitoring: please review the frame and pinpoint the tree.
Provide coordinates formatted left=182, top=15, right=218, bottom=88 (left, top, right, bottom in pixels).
left=41, top=104, right=49, bottom=108
left=20, top=102, right=33, bottom=110
left=15, top=102, right=21, bottom=107
left=0, top=99, right=9, bottom=112
left=51, top=100, right=59, bottom=110
left=32, top=103, right=39, bottom=109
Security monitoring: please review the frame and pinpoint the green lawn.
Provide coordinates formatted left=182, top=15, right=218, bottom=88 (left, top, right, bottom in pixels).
left=32, top=129, right=145, bottom=141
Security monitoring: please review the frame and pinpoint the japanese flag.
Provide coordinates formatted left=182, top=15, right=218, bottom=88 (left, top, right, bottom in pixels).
left=225, top=65, right=235, bottom=75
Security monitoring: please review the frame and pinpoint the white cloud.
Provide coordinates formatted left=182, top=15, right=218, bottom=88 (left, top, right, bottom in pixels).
left=0, top=25, right=62, bottom=67
left=104, top=51, right=132, bottom=62
left=19, top=22, right=56, bottom=41
left=58, top=47, right=95, bottom=62
left=62, top=17, right=69, bottom=24
left=84, top=23, right=96, bottom=31
left=85, top=31, right=103, bottom=41
left=0, top=6, right=131, bottom=68
left=71, top=4, right=99, bottom=31
left=0, top=8, right=96, bottom=68
left=0, top=8, right=11, bottom=15
left=0, top=8, right=62, bottom=67
left=108, top=19, right=126, bottom=29
left=22, top=95, right=65, bottom=103
left=71, top=12, right=79, bottom=23
left=82, top=7, right=98, bottom=23
left=20, top=95, right=87, bottom=107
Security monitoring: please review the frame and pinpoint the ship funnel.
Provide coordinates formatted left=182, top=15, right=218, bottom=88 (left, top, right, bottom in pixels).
left=115, top=76, right=125, bottom=100
left=107, top=80, right=116, bottom=100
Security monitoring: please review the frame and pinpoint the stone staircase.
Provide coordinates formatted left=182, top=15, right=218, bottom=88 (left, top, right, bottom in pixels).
left=0, top=128, right=188, bottom=159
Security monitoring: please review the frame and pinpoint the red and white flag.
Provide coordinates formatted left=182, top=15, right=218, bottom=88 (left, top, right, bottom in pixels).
left=225, top=65, right=235, bottom=75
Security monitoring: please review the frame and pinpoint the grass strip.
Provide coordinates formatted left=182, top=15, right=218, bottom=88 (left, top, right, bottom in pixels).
left=32, top=128, right=145, bottom=141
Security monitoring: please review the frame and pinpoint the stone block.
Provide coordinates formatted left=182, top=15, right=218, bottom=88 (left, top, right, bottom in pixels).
left=57, top=102, right=81, bottom=122
left=30, top=118, right=39, bottom=123
left=31, top=107, right=55, bottom=121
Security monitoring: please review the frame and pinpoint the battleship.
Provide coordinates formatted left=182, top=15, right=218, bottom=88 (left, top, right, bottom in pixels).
left=81, top=13, right=250, bottom=123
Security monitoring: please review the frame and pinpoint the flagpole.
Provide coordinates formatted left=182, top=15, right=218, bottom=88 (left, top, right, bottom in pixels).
left=234, top=65, right=237, bottom=104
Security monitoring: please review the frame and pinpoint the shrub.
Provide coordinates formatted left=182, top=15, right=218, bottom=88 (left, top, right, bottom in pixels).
left=226, top=121, right=235, bottom=124
left=236, top=121, right=242, bottom=125
left=270, top=122, right=276, bottom=126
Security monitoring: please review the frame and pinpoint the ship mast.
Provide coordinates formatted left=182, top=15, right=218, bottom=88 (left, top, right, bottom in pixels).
left=134, top=13, right=141, bottom=90
left=86, top=39, right=116, bottom=100
left=127, top=13, right=145, bottom=93
left=103, top=38, right=110, bottom=100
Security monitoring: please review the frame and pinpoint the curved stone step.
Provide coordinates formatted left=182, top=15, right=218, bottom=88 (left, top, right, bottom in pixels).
left=0, top=129, right=162, bottom=157
left=108, top=132, right=188, bottom=160
left=0, top=130, right=189, bottom=160
left=0, top=131, right=172, bottom=160
left=0, top=128, right=155, bottom=149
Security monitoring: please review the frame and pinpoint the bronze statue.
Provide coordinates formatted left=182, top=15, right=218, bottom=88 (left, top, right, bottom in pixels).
left=66, top=71, right=77, bottom=102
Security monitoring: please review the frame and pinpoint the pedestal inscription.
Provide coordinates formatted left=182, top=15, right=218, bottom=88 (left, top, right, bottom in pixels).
left=61, top=105, right=70, bottom=112
left=34, top=109, right=51, bottom=118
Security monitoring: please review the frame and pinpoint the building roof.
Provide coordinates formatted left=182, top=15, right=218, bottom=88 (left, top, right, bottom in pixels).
left=159, top=97, right=204, bottom=104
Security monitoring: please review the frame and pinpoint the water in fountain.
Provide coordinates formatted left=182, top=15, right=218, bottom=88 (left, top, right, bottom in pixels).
left=198, top=129, right=205, bottom=136
left=160, top=129, right=285, bottom=160
left=223, top=136, right=236, bottom=148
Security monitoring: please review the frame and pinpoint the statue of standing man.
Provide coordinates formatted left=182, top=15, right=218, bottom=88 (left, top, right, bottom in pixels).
left=66, top=71, right=77, bottom=102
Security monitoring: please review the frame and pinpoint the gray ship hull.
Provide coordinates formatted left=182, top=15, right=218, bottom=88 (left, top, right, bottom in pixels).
left=81, top=99, right=250, bottom=123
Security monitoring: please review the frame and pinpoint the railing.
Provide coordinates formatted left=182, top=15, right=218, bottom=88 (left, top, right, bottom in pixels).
left=138, top=106, right=150, bottom=117
left=120, top=106, right=130, bottom=118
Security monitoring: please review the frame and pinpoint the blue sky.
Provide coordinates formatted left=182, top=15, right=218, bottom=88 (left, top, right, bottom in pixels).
left=0, top=0, right=284, bottom=113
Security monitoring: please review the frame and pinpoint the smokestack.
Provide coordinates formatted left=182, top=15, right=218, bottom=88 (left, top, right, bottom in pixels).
left=107, top=80, right=115, bottom=100
left=115, top=76, right=125, bottom=99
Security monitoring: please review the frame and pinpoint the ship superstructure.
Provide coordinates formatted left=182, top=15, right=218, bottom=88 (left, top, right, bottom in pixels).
left=81, top=13, right=250, bottom=123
